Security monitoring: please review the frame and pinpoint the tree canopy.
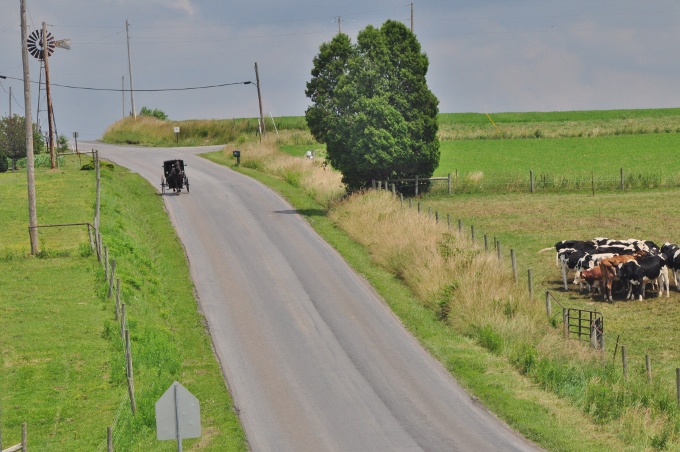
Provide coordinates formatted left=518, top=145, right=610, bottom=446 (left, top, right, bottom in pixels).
left=0, top=115, right=44, bottom=170
left=305, top=20, right=439, bottom=192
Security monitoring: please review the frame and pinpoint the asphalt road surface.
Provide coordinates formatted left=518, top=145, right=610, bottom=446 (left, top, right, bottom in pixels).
left=91, top=142, right=542, bottom=452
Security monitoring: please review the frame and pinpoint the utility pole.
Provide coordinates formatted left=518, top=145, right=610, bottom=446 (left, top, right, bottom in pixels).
left=43, top=22, right=56, bottom=169
left=337, top=16, right=342, bottom=34
left=20, top=0, right=39, bottom=255
left=411, top=3, right=414, bottom=33
left=122, top=75, right=125, bottom=118
left=9, top=86, right=11, bottom=117
left=254, top=62, right=265, bottom=141
left=126, top=19, right=136, bottom=119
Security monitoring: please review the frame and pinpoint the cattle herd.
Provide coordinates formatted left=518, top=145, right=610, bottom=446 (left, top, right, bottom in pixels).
left=551, top=238, right=680, bottom=302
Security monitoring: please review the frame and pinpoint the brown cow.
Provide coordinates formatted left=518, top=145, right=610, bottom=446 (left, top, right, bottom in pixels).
left=599, top=255, right=638, bottom=302
left=574, top=267, right=603, bottom=295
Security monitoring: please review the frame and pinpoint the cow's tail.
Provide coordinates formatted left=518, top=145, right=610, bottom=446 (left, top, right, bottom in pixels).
left=538, top=247, right=553, bottom=253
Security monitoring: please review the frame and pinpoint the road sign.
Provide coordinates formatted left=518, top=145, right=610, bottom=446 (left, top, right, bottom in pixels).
left=174, top=127, right=180, bottom=133
left=155, top=381, right=201, bottom=448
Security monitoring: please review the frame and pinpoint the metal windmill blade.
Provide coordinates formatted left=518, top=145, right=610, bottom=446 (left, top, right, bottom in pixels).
left=26, top=29, right=56, bottom=60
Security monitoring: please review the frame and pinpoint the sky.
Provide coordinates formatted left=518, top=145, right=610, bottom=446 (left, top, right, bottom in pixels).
left=1, top=0, right=680, bottom=141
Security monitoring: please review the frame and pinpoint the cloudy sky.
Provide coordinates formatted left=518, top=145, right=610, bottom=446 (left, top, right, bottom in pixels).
left=1, top=0, right=679, bottom=141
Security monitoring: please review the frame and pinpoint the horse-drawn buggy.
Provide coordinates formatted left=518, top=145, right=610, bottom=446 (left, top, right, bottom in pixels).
left=161, top=159, right=189, bottom=194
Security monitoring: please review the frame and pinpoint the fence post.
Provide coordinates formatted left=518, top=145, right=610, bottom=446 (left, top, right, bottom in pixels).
left=97, top=232, right=103, bottom=263
left=88, top=225, right=94, bottom=252
left=561, top=262, right=569, bottom=291
left=415, top=175, right=419, bottom=196
left=530, top=170, right=534, bottom=193
left=484, top=234, right=489, bottom=252
left=125, top=329, right=137, bottom=415
left=371, top=179, right=376, bottom=190
left=590, top=322, right=598, bottom=349
left=528, top=268, right=534, bottom=299
left=620, top=168, right=624, bottom=190
left=435, top=212, right=439, bottom=223
left=392, top=183, right=396, bottom=196
left=646, top=355, right=651, bottom=383
left=562, top=307, right=568, bottom=338
left=448, top=172, right=452, bottom=195
left=511, top=249, right=517, bottom=282
left=108, top=260, right=116, bottom=298
left=458, top=219, right=462, bottom=235
left=104, top=245, right=109, bottom=279
left=545, top=291, right=552, bottom=319
left=120, top=303, right=126, bottom=340
left=417, top=202, right=421, bottom=214
left=22, top=422, right=26, bottom=452
left=497, top=241, right=502, bottom=261
left=115, top=278, right=121, bottom=320
left=622, top=345, right=628, bottom=382
left=107, top=426, right=113, bottom=452
left=471, top=225, right=475, bottom=244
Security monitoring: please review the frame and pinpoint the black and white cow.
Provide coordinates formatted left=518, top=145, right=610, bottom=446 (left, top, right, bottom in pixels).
left=618, top=254, right=669, bottom=301
left=554, top=240, right=598, bottom=267
left=573, top=253, right=617, bottom=290
left=661, top=243, right=680, bottom=289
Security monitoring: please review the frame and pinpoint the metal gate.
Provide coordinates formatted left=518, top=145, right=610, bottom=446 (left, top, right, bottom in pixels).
left=567, top=308, right=604, bottom=349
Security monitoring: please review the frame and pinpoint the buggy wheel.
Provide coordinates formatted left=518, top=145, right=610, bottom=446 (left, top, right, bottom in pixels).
left=185, top=176, right=189, bottom=193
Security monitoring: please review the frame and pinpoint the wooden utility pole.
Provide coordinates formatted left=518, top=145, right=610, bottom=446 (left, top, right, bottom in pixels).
left=254, top=62, right=265, bottom=141
left=411, top=3, right=414, bottom=33
left=9, top=86, right=11, bottom=117
left=126, top=19, right=136, bottom=119
left=122, top=75, right=125, bottom=118
left=21, top=0, right=39, bottom=254
left=337, top=16, right=342, bottom=34
left=43, top=22, right=56, bottom=169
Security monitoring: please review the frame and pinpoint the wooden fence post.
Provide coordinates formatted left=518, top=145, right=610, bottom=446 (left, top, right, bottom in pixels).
left=458, top=219, right=462, bottom=235
left=108, top=259, right=116, bottom=298
left=448, top=172, right=452, bottom=195
left=415, top=175, right=419, bottom=196
left=471, top=225, right=475, bottom=244
left=528, top=268, right=533, bottom=299
left=417, top=202, right=421, bottom=214
left=484, top=234, right=489, bottom=252
left=125, top=329, right=137, bottom=415
left=88, top=226, right=94, bottom=252
left=120, top=303, right=126, bottom=340
left=530, top=170, right=534, bottom=193
left=435, top=212, right=439, bottom=223
left=104, top=245, right=109, bottom=279
left=620, top=168, right=624, bottom=190
left=622, top=345, right=628, bottom=382
left=545, top=291, right=552, bottom=319
left=107, top=426, right=113, bottom=452
left=497, top=241, right=502, bottom=261
left=590, top=322, right=598, bottom=349
left=115, top=278, right=121, bottom=320
left=391, top=183, right=396, bottom=196
left=510, top=249, right=517, bottom=282
left=562, top=307, right=568, bottom=338
left=646, top=355, right=651, bottom=383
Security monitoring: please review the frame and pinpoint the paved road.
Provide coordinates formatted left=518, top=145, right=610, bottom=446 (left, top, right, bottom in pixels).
left=91, top=142, right=542, bottom=452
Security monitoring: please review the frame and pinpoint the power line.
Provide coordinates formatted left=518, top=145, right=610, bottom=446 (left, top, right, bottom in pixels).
left=0, top=76, right=252, bottom=92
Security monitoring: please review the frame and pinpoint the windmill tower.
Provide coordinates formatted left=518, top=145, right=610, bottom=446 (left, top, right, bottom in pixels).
left=26, top=23, right=69, bottom=168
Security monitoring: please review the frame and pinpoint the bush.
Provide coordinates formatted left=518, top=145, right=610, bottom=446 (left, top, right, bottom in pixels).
left=0, top=153, right=8, bottom=173
left=139, top=106, right=168, bottom=121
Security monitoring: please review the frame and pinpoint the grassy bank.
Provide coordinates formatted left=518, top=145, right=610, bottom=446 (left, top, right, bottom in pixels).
left=0, top=157, right=246, bottom=450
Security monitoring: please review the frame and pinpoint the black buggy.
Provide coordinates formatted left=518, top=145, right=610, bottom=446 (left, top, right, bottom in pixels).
left=161, top=159, right=189, bottom=194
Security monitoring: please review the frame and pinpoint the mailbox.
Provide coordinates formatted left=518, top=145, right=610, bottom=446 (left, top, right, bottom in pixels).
left=233, top=150, right=241, bottom=158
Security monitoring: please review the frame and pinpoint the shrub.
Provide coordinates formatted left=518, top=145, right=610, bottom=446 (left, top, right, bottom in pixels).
left=139, top=106, right=168, bottom=121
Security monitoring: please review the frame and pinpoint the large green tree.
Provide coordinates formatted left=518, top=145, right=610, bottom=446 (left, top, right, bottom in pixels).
left=0, top=115, right=45, bottom=170
left=305, top=20, right=439, bottom=192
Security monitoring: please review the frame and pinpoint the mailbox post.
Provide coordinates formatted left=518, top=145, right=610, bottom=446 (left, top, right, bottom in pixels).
left=233, top=149, right=241, bottom=166
left=174, top=126, right=180, bottom=144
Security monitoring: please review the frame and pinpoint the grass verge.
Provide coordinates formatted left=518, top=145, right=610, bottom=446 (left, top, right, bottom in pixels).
left=0, top=156, right=246, bottom=450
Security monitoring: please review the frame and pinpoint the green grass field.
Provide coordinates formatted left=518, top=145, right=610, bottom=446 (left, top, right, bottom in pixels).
left=0, top=157, right=246, bottom=450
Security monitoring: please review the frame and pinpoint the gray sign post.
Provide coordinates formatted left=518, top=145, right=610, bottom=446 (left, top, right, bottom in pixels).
left=155, top=381, right=201, bottom=451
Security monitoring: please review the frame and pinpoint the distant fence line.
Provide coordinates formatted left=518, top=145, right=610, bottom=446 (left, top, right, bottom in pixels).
left=378, top=182, right=680, bottom=409
left=376, top=168, right=680, bottom=195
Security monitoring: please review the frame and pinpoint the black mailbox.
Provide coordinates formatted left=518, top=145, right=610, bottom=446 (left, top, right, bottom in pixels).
left=233, top=150, right=241, bottom=158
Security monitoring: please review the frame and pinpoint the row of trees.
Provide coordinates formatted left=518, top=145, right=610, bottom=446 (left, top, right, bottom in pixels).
left=305, top=20, right=440, bottom=192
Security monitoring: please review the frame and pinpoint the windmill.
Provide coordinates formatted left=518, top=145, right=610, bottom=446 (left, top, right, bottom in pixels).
left=26, top=23, right=70, bottom=169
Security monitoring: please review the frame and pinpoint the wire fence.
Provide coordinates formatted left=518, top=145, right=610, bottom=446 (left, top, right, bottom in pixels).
left=379, top=168, right=680, bottom=196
